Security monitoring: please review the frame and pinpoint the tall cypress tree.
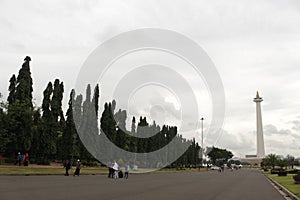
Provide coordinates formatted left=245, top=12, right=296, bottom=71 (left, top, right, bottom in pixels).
left=7, top=57, right=34, bottom=155
left=30, top=109, right=42, bottom=160
left=60, top=89, right=77, bottom=160
left=129, top=116, right=137, bottom=153
left=7, top=74, right=16, bottom=105
left=15, top=56, right=33, bottom=108
left=70, top=94, right=83, bottom=162
left=93, top=84, right=100, bottom=117
left=0, top=106, right=9, bottom=155
left=51, top=79, right=65, bottom=160
left=51, top=79, right=64, bottom=121
left=79, top=84, right=95, bottom=162
left=39, top=82, right=54, bottom=164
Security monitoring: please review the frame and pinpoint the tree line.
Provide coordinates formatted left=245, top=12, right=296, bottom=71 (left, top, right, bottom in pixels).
left=0, top=57, right=203, bottom=167
left=262, top=154, right=299, bottom=170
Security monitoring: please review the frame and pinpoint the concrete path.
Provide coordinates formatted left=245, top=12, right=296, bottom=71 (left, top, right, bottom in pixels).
left=0, top=169, right=285, bottom=200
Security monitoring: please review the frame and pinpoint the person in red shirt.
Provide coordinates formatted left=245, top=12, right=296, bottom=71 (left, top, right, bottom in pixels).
left=24, top=153, right=29, bottom=166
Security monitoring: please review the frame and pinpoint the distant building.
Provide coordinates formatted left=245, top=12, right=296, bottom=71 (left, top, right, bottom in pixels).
left=245, top=155, right=257, bottom=158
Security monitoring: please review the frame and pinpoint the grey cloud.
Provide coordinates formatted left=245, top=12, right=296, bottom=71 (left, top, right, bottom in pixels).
left=291, top=120, right=300, bottom=131
left=204, top=128, right=256, bottom=156
left=264, top=124, right=291, bottom=135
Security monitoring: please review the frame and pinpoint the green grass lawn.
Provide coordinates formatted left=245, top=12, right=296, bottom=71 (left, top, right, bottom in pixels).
left=0, top=165, right=208, bottom=175
left=266, top=173, right=300, bottom=198
left=0, top=166, right=108, bottom=175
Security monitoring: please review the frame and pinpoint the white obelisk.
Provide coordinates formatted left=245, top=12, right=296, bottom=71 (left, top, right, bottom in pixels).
left=253, top=91, right=265, bottom=158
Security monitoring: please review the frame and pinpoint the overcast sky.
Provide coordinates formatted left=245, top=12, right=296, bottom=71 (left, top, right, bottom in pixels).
left=1, top=0, right=300, bottom=158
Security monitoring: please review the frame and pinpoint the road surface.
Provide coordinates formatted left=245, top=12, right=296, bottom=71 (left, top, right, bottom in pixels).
left=0, top=169, right=285, bottom=200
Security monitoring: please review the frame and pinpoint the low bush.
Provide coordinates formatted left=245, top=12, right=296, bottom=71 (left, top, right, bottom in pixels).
left=278, top=170, right=287, bottom=176
left=287, top=169, right=300, bottom=174
left=293, top=173, right=300, bottom=183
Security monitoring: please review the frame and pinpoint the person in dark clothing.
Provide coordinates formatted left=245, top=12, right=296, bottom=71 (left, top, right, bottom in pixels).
left=74, top=160, right=81, bottom=176
left=15, top=152, right=22, bottom=166
left=118, top=170, right=123, bottom=178
left=64, top=160, right=71, bottom=176
left=107, top=161, right=114, bottom=178
left=108, top=167, right=114, bottom=178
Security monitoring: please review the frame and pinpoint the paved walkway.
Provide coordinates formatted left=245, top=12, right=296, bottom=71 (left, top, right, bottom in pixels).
left=0, top=169, right=285, bottom=200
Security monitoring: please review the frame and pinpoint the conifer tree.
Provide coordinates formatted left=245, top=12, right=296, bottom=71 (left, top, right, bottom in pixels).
left=51, top=79, right=65, bottom=160
left=39, top=82, right=55, bottom=163
left=7, top=74, right=16, bottom=105
left=60, top=90, right=77, bottom=160
left=6, top=57, right=34, bottom=155
left=15, top=56, right=33, bottom=108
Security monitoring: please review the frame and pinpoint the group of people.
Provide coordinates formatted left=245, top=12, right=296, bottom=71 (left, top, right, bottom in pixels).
left=108, top=161, right=131, bottom=179
left=64, top=159, right=133, bottom=178
left=63, top=159, right=81, bottom=176
left=15, top=152, right=29, bottom=166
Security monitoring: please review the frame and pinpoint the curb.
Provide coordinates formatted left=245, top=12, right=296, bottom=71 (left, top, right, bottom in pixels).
left=264, top=174, right=300, bottom=200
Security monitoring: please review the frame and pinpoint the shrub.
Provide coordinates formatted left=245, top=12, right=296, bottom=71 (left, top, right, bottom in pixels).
left=287, top=169, right=300, bottom=174
left=278, top=170, right=287, bottom=176
left=293, top=173, right=300, bottom=183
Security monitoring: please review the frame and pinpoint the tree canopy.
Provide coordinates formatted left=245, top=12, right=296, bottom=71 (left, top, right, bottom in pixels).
left=207, top=146, right=233, bottom=165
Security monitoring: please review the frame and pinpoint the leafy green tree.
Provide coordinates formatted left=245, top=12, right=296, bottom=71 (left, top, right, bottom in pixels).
left=263, top=154, right=279, bottom=169
left=286, top=155, right=296, bottom=169
left=207, top=146, right=233, bottom=165
left=277, top=158, right=288, bottom=170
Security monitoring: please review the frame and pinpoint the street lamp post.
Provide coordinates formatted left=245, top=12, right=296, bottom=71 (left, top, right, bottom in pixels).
left=200, top=117, right=204, bottom=167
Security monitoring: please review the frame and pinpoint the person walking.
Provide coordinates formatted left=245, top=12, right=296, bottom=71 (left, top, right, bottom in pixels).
left=64, top=160, right=71, bottom=176
left=24, top=153, right=29, bottom=166
left=15, top=152, right=22, bottom=166
left=112, top=161, right=119, bottom=179
left=107, top=161, right=114, bottom=178
left=124, top=164, right=131, bottom=179
left=74, top=160, right=81, bottom=176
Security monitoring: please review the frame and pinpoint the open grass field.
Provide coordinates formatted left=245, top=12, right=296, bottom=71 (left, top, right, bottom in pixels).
left=265, top=173, right=300, bottom=198
left=0, top=164, right=203, bottom=175
left=0, top=165, right=107, bottom=175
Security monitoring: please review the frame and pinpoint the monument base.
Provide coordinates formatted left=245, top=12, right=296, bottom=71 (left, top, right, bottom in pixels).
left=240, top=157, right=263, bottom=166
